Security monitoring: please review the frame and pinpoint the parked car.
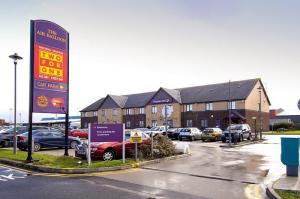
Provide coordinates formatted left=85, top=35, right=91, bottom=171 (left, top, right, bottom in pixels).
left=69, top=129, right=88, bottom=139
left=75, top=130, right=150, bottom=161
left=145, top=126, right=170, bottom=137
left=178, top=128, right=202, bottom=141
left=221, top=124, right=252, bottom=143
left=166, top=128, right=182, bottom=140
left=17, top=130, right=81, bottom=151
left=0, top=126, right=61, bottom=147
left=201, top=128, right=223, bottom=141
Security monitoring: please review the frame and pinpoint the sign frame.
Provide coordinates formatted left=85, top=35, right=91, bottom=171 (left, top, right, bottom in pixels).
left=27, top=20, right=69, bottom=162
left=88, top=123, right=125, bottom=165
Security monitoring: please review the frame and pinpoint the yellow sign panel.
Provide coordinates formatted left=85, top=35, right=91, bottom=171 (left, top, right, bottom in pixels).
left=130, top=136, right=142, bottom=143
left=130, top=131, right=142, bottom=143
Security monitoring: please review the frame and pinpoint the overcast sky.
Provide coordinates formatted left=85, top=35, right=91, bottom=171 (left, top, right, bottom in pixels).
left=0, top=0, right=299, bottom=122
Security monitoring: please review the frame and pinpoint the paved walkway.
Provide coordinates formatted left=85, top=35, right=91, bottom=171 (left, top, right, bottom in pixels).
left=273, top=174, right=300, bottom=192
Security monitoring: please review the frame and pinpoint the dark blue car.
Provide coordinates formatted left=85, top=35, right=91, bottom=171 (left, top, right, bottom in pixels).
left=17, top=130, right=81, bottom=152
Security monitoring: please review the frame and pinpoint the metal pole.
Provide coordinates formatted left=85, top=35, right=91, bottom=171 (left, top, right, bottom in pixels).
left=165, top=105, right=168, bottom=134
left=13, top=61, right=17, bottom=154
left=88, top=123, right=91, bottom=166
left=64, top=112, right=69, bottom=156
left=151, top=132, right=153, bottom=158
left=228, top=80, right=232, bottom=147
left=122, top=123, right=125, bottom=163
left=259, top=88, right=262, bottom=140
left=135, top=142, right=138, bottom=162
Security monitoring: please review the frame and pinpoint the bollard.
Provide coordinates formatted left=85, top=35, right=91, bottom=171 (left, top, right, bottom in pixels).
left=281, top=137, right=300, bottom=177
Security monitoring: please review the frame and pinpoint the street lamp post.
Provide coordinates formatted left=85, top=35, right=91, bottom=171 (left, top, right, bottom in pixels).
left=228, top=80, right=232, bottom=147
left=252, top=116, right=257, bottom=140
left=258, top=86, right=263, bottom=140
left=9, top=53, right=23, bottom=155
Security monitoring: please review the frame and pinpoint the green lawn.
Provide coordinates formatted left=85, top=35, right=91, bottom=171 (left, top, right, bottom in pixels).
left=263, top=130, right=300, bottom=135
left=276, top=190, right=300, bottom=199
left=0, top=149, right=134, bottom=169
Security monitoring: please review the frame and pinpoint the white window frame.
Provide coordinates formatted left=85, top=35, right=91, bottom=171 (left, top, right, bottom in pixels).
left=228, top=101, right=236, bottom=110
left=139, top=120, right=144, bottom=127
left=93, top=111, right=97, bottom=117
left=102, top=110, right=106, bottom=116
left=206, top=103, right=213, bottom=111
left=186, top=120, right=193, bottom=127
left=186, top=104, right=193, bottom=112
left=152, top=106, right=157, bottom=114
left=139, top=108, right=145, bottom=114
left=126, top=109, right=132, bottom=115
left=201, top=119, right=208, bottom=128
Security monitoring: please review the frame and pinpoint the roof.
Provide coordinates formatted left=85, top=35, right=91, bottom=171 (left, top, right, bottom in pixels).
left=108, top=95, right=128, bottom=108
left=124, top=92, right=156, bottom=108
left=162, top=88, right=182, bottom=103
left=81, top=78, right=267, bottom=111
left=80, top=98, right=104, bottom=112
left=178, top=79, right=258, bottom=104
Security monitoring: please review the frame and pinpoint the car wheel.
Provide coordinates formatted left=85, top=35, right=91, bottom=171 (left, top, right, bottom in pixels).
left=178, top=137, right=182, bottom=141
left=190, top=136, right=195, bottom=141
left=34, top=143, right=41, bottom=152
left=102, top=149, right=115, bottom=161
left=69, top=141, right=78, bottom=149
left=0, top=141, right=5, bottom=148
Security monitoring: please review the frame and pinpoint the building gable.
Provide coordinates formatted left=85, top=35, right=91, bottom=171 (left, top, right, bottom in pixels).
left=148, top=88, right=178, bottom=105
left=100, top=95, right=121, bottom=109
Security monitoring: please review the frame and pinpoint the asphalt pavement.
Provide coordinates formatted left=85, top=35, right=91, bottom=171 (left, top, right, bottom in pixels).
left=0, top=135, right=290, bottom=199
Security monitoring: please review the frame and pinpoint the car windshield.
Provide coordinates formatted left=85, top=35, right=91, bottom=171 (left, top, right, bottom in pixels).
left=204, top=129, right=213, bottom=133
left=151, top=127, right=160, bottom=131
left=180, top=128, right=191, bottom=132
left=227, top=125, right=243, bottom=130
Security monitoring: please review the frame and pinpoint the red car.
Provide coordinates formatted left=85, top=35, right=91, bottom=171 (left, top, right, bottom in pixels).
left=75, top=130, right=150, bottom=161
left=69, top=129, right=88, bottom=139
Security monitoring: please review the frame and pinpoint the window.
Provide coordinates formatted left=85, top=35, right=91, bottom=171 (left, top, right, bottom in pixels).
left=152, top=106, right=157, bottom=114
left=126, top=121, right=131, bottom=128
left=186, top=120, right=193, bottom=127
left=228, top=101, right=236, bottom=110
left=186, top=104, right=193, bottom=112
left=93, top=111, right=97, bottom=117
left=206, top=103, right=213, bottom=111
left=112, top=109, right=118, bottom=116
left=101, top=110, right=106, bottom=116
left=139, top=108, right=145, bottom=114
left=152, top=120, right=157, bottom=127
left=201, top=120, right=208, bottom=128
left=126, top=109, right=133, bottom=115
left=81, top=112, right=86, bottom=117
left=139, top=120, right=144, bottom=127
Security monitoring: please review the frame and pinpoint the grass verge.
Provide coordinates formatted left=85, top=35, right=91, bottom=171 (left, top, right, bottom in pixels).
left=263, top=130, right=300, bottom=135
left=276, top=190, right=300, bottom=199
left=0, top=149, right=134, bottom=169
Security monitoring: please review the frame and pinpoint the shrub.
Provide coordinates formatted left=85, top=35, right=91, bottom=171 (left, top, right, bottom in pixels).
left=139, top=135, right=175, bottom=159
left=271, top=122, right=295, bottom=131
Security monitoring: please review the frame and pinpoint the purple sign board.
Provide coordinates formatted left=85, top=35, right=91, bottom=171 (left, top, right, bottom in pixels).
left=90, top=124, right=123, bottom=142
left=30, top=20, right=69, bottom=114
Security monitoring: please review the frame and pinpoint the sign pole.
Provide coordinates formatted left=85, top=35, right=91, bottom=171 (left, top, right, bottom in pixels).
left=88, top=123, right=91, bottom=166
left=135, top=142, right=138, bottom=162
left=27, top=21, right=34, bottom=162
left=122, top=123, right=125, bottom=164
left=151, top=132, right=153, bottom=158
